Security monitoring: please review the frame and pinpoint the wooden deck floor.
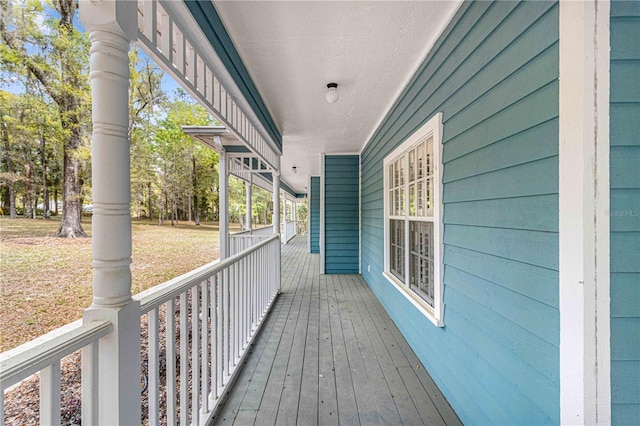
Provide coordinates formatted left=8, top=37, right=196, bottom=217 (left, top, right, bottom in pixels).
left=212, top=235, right=461, bottom=426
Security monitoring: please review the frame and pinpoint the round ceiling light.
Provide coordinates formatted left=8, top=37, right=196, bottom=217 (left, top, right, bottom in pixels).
left=325, top=83, right=339, bottom=104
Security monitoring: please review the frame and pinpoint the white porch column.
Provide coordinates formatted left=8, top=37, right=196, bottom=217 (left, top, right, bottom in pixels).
left=559, top=1, right=610, bottom=424
left=79, top=1, right=140, bottom=424
left=272, top=172, right=280, bottom=235
left=282, top=197, right=288, bottom=244
left=219, top=151, right=229, bottom=259
left=245, top=175, right=252, bottom=232
left=293, top=199, right=297, bottom=235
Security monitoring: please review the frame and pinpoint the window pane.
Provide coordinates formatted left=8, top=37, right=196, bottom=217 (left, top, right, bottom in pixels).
left=409, top=221, right=434, bottom=306
left=390, top=220, right=405, bottom=282
left=408, top=149, right=415, bottom=182
left=398, top=157, right=405, bottom=186
left=390, top=162, right=396, bottom=188
left=393, top=188, right=399, bottom=215
left=426, top=178, right=433, bottom=217
left=389, top=189, right=394, bottom=215
left=399, top=187, right=405, bottom=215
left=416, top=180, right=424, bottom=216
left=409, top=184, right=416, bottom=216
left=426, top=136, right=433, bottom=176
left=416, top=143, right=425, bottom=180
left=389, top=163, right=396, bottom=188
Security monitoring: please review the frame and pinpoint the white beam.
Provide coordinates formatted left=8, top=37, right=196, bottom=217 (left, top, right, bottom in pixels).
left=559, top=1, right=611, bottom=424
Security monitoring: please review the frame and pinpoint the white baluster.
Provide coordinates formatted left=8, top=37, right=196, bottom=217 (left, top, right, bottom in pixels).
left=40, top=363, right=61, bottom=425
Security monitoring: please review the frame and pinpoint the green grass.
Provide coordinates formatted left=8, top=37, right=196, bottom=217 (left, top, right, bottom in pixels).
left=0, top=217, right=239, bottom=352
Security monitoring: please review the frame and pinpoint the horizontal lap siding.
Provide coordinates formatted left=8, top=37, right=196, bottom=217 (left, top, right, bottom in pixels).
left=324, top=155, right=359, bottom=274
left=309, top=177, right=320, bottom=253
left=360, top=1, right=559, bottom=424
left=610, top=1, right=640, bottom=423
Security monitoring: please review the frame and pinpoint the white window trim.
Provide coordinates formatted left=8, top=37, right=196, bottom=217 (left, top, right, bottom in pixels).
left=383, top=112, right=444, bottom=327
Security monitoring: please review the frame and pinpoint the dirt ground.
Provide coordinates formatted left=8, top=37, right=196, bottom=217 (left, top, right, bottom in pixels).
left=1, top=217, right=245, bottom=424
left=0, top=217, right=238, bottom=352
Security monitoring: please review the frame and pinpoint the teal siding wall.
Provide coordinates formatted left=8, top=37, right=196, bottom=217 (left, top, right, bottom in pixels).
left=610, top=1, right=640, bottom=423
left=324, top=155, right=359, bottom=274
left=360, top=2, right=559, bottom=424
left=309, top=177, right=320, bottom=253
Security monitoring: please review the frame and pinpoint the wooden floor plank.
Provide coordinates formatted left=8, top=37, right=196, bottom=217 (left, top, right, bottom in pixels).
left=346, top=275, right=426, bottom=426
left=332, top=274, right=383, bottom=425
left=211, top=235, right=460, bottom=426
left=326, top=274, right=360, bottom=426
left=317, top=273, right=339, bottom=426
left=253, top=247, right=310, bottom=425
left=275, top=251, right=314, bottom=424
left=375, top=311, right=462, bottom=426
left=297, top=271, right=320, bottom=424
left=339, top=275, right=404, bottom=426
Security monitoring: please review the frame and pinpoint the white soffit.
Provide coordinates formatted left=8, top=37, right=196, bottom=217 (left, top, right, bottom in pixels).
left=214, top=1, right=461, bottom=193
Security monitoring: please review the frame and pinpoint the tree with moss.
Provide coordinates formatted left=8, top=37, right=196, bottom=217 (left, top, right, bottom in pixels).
left=1, top=0, right=90, bottom=236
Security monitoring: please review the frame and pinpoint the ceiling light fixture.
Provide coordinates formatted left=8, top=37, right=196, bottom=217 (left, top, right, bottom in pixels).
left=292, top=166, right=297, bottom=174
left=325, top=83, right=339, bottom=104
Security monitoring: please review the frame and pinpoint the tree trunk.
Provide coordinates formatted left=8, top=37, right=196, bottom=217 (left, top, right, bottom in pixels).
left=148, top=182, right=153, bottom=222
left=192, top=156, right=199, bottom=225
left=24, top=164, right=33, bottom=219
left=54, top=124, right=86, bottom=237
left=187, top=182, right=192, bottom=223
left=1, top=115, right=17, bottom=218
left=41, top=131, right=49, bottom=219
left=54, top=189, right=58, bottom=215
left=170, top=197, right=175, bottom=226
left=54, top=9, right=87, bottom=237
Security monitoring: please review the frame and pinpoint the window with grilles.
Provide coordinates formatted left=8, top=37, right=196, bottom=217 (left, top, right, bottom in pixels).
left=383, top=113, right=444, bottom=326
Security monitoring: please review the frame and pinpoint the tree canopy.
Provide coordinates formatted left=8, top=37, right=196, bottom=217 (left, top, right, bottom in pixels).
left=0, top=1, right=282, bottom=229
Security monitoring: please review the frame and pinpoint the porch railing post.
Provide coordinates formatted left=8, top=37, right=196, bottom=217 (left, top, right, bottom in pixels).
left=245, top=175, right=252, bottom=231
left=272, top=171, right=280, bottom=235
left=79, top=1, right=141, bottom=424
left=220, top=150, right=229, bottom=259
left=276, top=236, right=282, bottom=294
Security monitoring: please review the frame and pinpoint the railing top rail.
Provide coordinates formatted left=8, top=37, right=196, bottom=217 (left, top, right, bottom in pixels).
left=230, top=226, right=274, bottom=237
left=136, top=234, right=279, bottom=314
left=0, top=320, right=112, bottom=390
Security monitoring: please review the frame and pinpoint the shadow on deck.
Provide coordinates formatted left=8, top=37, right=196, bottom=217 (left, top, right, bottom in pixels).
left=212, top=235, right=461, bottom=425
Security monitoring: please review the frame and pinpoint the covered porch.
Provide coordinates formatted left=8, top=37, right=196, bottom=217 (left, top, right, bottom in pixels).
left=214, top=235, right=460, bottom=425
left=1, top=0, right=633, bottom=424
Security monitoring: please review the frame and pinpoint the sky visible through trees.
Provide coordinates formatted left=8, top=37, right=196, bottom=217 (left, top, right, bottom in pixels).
left=0, top=0, right=280, bottom=229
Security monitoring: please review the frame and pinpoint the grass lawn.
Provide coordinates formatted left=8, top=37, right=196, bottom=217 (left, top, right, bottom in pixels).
left=0, top=217, right=239, bottom=352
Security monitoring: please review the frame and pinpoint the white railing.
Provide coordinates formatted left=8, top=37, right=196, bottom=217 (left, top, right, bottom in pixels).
left=1, top=234, right=281, bottom=425
left=251, top=226, right=274, bottom=236
left=135, top=234, right=280, bottom=425
left=0, top=320, right=113, bottom=425
left=228, top=229, right=273, bottom=256
left=284, top=221, right=296, bottom=244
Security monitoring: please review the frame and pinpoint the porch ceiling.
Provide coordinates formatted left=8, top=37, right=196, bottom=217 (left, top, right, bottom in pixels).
left=213, top=1, right=461, bottom=194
